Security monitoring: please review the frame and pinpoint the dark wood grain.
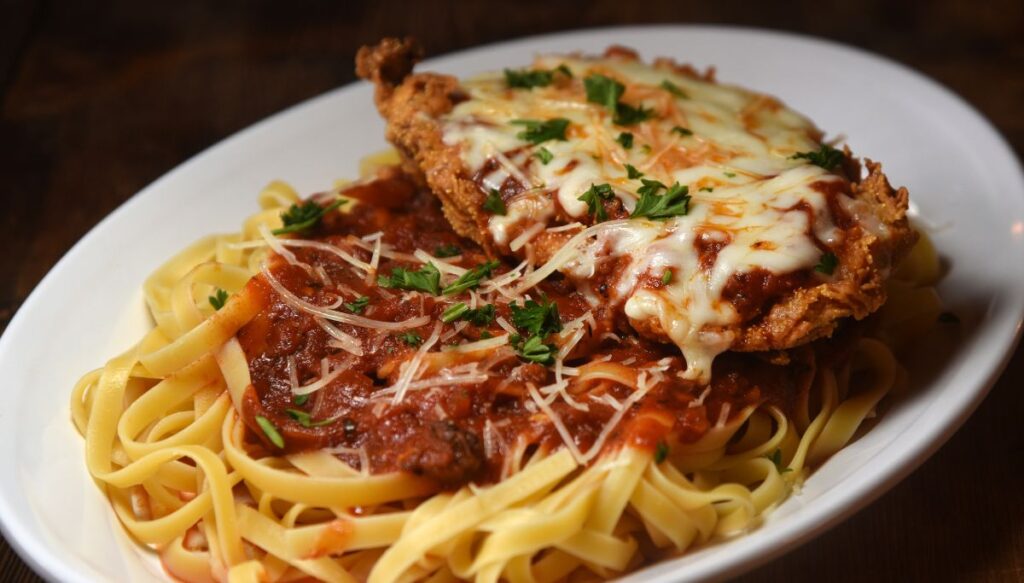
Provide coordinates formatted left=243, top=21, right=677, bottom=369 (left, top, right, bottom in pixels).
left=1, top=1, right=1022, bottom=581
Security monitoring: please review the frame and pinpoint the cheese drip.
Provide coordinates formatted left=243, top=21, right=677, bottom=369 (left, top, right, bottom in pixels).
left=441, top=53, right=847, bottom=381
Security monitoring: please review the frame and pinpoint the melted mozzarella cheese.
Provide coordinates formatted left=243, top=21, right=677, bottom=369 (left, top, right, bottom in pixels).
left=441, top=53, right=848, bottom=382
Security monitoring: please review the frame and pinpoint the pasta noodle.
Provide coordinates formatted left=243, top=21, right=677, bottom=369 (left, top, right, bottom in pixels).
left=71, top=161, right=939, bottom=583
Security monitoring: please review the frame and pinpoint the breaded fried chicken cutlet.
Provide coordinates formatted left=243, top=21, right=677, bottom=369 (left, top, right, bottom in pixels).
left=357, top=38, right=917, bottom=381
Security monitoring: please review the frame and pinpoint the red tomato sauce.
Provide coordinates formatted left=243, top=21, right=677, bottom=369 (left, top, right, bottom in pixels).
left=235, top=168, right=819, bottom=489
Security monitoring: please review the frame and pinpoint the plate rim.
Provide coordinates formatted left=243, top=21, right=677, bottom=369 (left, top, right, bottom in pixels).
left=0, top=23, right=1021, bottom=583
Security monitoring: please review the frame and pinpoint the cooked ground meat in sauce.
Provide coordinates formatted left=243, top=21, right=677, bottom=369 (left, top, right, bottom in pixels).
left=236, top=169, right=830, bottom=490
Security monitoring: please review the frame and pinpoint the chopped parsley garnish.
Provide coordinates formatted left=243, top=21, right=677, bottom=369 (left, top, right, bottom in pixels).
left=508, top=296, right=560, bottom=366
left=510, top=297, right=562, bottom=338
left=272, top=198, right=346, bottom=235
left=442, top=303, right=469, bottom=323
left=442, top=260, right=500, bottom=295
left=483, top=189, right=507, bottom=215
left=293, top=394, right=309, bottom=406
left=671, top=126, right=693, bottom=137
left=724, top=171, right=736, bottom=178
left=255, top=416, right=285, bottom=449
left=343, top=295, right=370, bottom=314
left=616, top=132, right=634, bottom=149
left=790, top=145, right=845, bottom=170
left=480, top=330, right=492, bottom=339
left=209, top=288, right=228, bottom=311
left=766, top=448, right=793, bottom=474
left=641, top=144, right=652, bottom=154
left=814, top=252, right=839, bottom=275
left=503, top=65, right=572, bottom=89
left=699, top=186, right=714, bottom=192
left=938, top=311, right=961, bottom=324
left=660, top=80, right=689, bottom=99
left=464, top=304, right=496, bottom=326
left=613, top=103, right=655, bottom=125
left=662, top=270, right=673, bottom=284
left=434, top=244, right=461, bottom=258
left=654, top=441, right=670, bottom=463
left=378, top=263, right=441, bottom=295
left=578, top=183, right=615, bottom=222
left=398, top=332, right=422, bottom=347
left=535, top=147, right=554, bottom=165
left=513, top=335, right=556, bottom=365
left=584, top=73, right=624, bottom=112
left=442, top=302, right=496, bottom=326
left=625, top=164, right=644, bottom=179
left=285, top=408, right=337, bottom=428
left=511, top=118, right=570, bottom=144
left=583, top=73, right=654, bottom=125
left=631, top=180, right=691, bottom=220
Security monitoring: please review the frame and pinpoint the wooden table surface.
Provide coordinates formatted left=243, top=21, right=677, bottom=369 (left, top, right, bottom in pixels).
left=1, top=1, right=1022, bottom=581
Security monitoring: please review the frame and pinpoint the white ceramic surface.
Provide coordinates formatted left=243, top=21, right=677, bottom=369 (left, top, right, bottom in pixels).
left=0, top=25, right=1021, bottom=583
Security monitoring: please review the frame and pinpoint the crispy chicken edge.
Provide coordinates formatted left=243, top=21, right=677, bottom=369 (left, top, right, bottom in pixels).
left=355, top=37, right=919, bottom=353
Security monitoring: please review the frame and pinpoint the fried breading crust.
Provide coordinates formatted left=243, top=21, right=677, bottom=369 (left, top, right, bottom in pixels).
left=356, top=38, right=918, bottom=353
left=357, top=38, right=495, bottom=254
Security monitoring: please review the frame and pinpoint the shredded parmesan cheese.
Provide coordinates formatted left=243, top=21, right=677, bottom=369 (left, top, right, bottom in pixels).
left=388, top=322, right=443, bottom=405
left=262, top=266, right=430, bottom=331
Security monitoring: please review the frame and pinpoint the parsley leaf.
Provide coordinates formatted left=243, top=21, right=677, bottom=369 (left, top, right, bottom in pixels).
left=464, top=304, right=496, bottom=326
left=535, top=147, right=554, bottom=165
left=662, top=270, right=673, bottom=284
left=661, top=80, right=689, bottom=99
left=631, top=180, right=691, bottom=220
left=514, top=335, right=556, bottom=365
left=398, top=332, right=422, bottom=347
left=293, top=393, right=309, bottom=406
left=378, top=263, right=441, bottom=295
left=578, top=183, right=615, bottom=221
left=790, top=145, right=844, bottom=170
left=503, top=65, right=572, bottom=89
left=442, top=302, right=495, bottom=326
left=625, top=164, right=644, bottom=179
left=441, top=302, right=468, bottom=323
left=434, top=244, right=461, bottom=258
left=510, top=297, right=562, bottom=338
left=584, top=74, right=625, bottom=112
left=273, top=198, right=346, bottom=235
left=442, top=260, right=500, bottom=295
left=814, top=252, right=839, bottom=275
left=343, top=296, right=369, bottom=314
left=671, top=126, right=693, bottom=137
left=285, top=408, right=337, bottom=428
left=654, top=441, right=670, bottom=463
left=766, top=448, right=793, bottom=474
left=724, top=171, right=736, bottom=178
left=617, top=132, right=634, bottom=149
left=613, top=103, right=655, bottom=125
left=511, top=118, right=570, bottom=144
left=483, top=189, right=507, bottom=215
left=209, top=288, right=228, bottom=311
left=255, top=416, right=285, bottom=448
left=699, top=186, right=714, bottom=192
left=504, top=68, right=549, bottom=88
left=584, top=73, right=654, bottom=125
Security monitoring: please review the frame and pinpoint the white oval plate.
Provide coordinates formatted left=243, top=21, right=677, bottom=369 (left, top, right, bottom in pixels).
left=1, top=25, right=1021, bottom=583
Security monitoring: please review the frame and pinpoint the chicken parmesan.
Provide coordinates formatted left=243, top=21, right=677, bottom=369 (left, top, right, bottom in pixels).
left=357, top=38, right=916, bottom=382
left=70, top=40, right=942, bottom=583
